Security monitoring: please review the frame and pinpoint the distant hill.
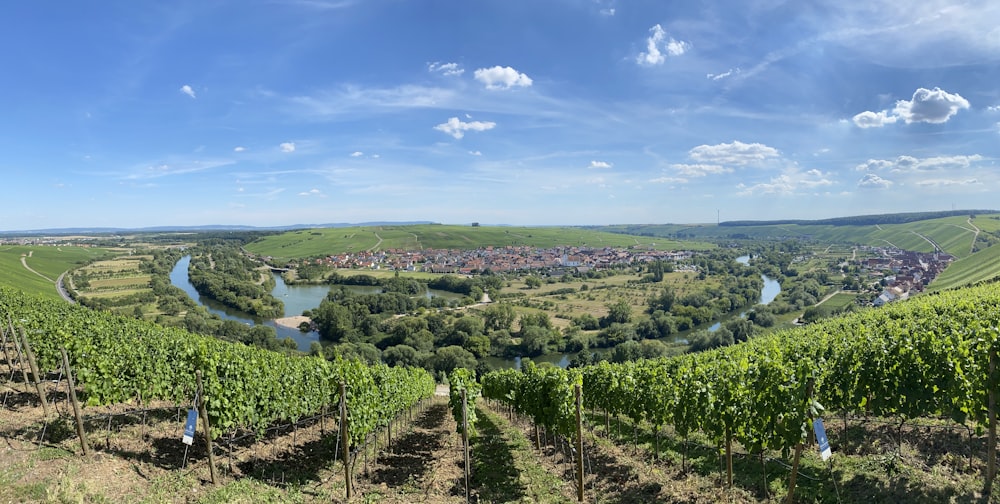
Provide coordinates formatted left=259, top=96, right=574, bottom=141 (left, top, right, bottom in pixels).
left=0, top=221, right=437, bottom=236
left=244, top=224, right=716, bottom=260
left=719, top=209, right=996, bottom=227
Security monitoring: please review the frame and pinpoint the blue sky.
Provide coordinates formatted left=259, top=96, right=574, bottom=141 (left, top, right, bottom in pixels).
left=2, top=1, right=999, bottom=230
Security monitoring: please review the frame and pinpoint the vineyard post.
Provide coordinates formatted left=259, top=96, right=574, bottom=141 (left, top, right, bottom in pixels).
left=10, top=322, right=33, bottom=394
left=462, top=387, right=470, bottom=504
left=60, top=348, right=90, bottom=456
left=19, top=328, right=51, bottom=417
left=195, top=370, right=218, bottom=485
left=725, top=425, right=733, bottom=489
left=340, top=381, right=353, bottom=499
left=986, top=345, right=997, bottom=495
left=575, top=383, right=584, bottom=503
left=786, top=378, right=814, bottom=504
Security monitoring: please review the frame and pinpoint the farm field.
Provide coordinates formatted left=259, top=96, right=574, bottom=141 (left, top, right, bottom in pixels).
left=245, top=224, right=714, bottom=261
left=0, top=245, right=113, bottom=300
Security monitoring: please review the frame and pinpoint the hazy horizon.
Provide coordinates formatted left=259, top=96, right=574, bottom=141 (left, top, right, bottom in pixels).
left=2, top=1, right=998, bottom=230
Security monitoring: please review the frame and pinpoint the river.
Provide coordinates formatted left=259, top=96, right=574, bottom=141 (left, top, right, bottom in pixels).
left=169, top=256, right=462, bottom=351
left=170, top=254, right=780, bottom=365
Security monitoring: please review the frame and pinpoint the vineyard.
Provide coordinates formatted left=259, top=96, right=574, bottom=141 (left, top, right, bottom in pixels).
left=4, top=282, right=1000, bottom=502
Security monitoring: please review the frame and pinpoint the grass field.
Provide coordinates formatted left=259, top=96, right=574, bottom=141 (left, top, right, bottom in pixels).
left=0, top=245, right=112, bottom=300
left=245, top=224, right=715, bottom=261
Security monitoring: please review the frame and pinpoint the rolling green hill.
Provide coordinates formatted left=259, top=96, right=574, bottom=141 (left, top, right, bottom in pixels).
left=0, top=245, right=112, bottom=299
left=601, top=213, right=1000, bottom=260
left=244, top=224, right=715, bottom=260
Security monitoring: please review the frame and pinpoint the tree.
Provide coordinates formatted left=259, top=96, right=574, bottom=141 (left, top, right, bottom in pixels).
left=600, top=299, right=632, bottom=327
left=382, top=344, right=419, bottom=367
left=426, top=346, right=477, bottom=374
left=482, top=303, right=516, bottom=332
left=647, top=286, right=676, bottom=313
left=524, top=276, right=542, bottom=289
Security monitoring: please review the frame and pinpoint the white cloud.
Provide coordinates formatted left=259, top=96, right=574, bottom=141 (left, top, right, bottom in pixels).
left=600, top=8, right=615, bottom=16
left=434, top=117, right=497, bottom=139
left=649, top=176, right=688, bottom=184
left=428, top=62, right=464, bottom=76
left=589, top=160, right=613, bottom=169
left=124, top=159, right=233, bottom=180
left=473, top=66, right=533, bottom=90
left=179, top=85, right=196, bottom=99
left=371, top=153, right=380, bottom=159
left=893, top=87, right=969, bottom=124
left=233, top=146, right=246, bottom=152
left=469, top=150, right=482, bottom=156
left=280, top=142, right=296, bottom=153
left=672, top=163, right=733, bottom=177
left=298, top=188, right=326, bottom=197
left=987, top=105, right=1000, bottom=112
left=707, top=68, right=739, bottom=81
left=858, top=173, right=893, bottom=189
left=688, top=141, right=779, bottom=166
left=636, top=24, right=690, bottom=66
left=350, top=151, right=364, bottom=157
left=852, top=110, right=898, bottom=128
left=916, top=178, right=981, bottom=187
left=737, top=169, right=833, bottom=195
left=853, top=87, right=969, bottom=128
left=856, top=154, right=983, bottom=173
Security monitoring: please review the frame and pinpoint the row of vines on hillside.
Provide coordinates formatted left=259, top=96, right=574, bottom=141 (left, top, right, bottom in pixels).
left=482, top=281, right=1000, bottom=490
left=0, top=286, right=435, bottom=449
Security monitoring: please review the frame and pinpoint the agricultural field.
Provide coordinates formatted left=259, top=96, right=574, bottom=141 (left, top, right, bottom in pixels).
left=245, top=224, right=714, bottom=261
left=603, top=213, right=1000, bottom=260
left=0, top=245, right=113, bottom=300
left=72, top=256, right=153, bottom=299
left=929, top=241, right=1000, bottom=292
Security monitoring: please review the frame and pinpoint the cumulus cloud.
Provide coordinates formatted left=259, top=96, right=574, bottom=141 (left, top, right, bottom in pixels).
left=672, top=163, right=733, bottom=177
left=428, top=62, right=464, bottom=76
left=688, top=141, right=779, bottom=166
left=600, top=8, right=615, bottom=16
left=893, top=87, right=970, bottom=124
left=233, top=146, right=246, bottom=152
left=474, top=66, right=533, bottom=90
left=636, top=24, right=690, bottom=66
left=469, top=150, right=482, bottom=156
left=852, top=110, right=898, bottom=128
left=350, top=151, right=364, bottom=157
left=280, top=142, right=296, bottom=153
left=853, top=87, right=969, bottom=128
left=988, top=105, right=1000, bottom=112
left=298, top=188, right=324, bottom=197
left=179, top=85, right=196, bottom=99
left=858, top=173, right=893, bottom=189
left=434, top=117, right=497, bottom=139
left=589, top=160, right=613, bottom=169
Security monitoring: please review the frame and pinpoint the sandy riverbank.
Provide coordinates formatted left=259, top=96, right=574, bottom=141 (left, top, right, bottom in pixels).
left=274, top=315, right=312, bottom=329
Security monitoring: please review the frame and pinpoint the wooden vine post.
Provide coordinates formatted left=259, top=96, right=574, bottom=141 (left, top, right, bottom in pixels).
left=10, top=323, right=33, bottom=393
left=786, top=378, right=815, bottom=504
left=575, top=383, right=585, bottom=503
left=19, top=328, right=51, bottom=417
left=60, top=348, right=90, bottom=456
left=986, top=345, right=997, bottom=495
left=340, top=381, right=353, bottom=499
left=195, top=370, right=218, bottom=485
left=462, top=387, right=470, bottom=504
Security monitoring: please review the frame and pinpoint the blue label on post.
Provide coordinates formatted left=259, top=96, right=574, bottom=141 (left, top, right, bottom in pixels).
left=813, top=418, right=831, bottom=461
left=182, top=408, right=198, bottom=445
